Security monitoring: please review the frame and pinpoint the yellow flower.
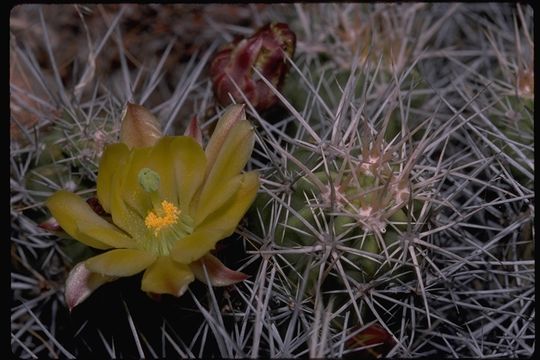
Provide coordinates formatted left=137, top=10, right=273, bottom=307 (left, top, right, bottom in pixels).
left=47, top=104, right=259, bottom=308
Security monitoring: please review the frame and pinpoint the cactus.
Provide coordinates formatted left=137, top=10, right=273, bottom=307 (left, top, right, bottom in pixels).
left=10, top=4, right=534, bottom=359
left=254, top=125, right=417, bottom=284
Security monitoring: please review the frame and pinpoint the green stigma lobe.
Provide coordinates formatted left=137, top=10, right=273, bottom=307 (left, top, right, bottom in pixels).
left=138, top=168, right=160, bottom=192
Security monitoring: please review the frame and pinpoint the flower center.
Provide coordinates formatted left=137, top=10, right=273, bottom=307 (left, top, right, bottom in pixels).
left=138, top=167, right=193, bottom=256
left=144, top=200, right=181, bottom=236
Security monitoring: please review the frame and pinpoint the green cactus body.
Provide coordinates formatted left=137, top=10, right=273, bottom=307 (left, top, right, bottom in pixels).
left=25, top=163, right=79, bottom=201
left=36, top=128, right=66, bottom=167
left=256, top=142, right=417, bottom=293
left=487, top=94, right=533, bottom=187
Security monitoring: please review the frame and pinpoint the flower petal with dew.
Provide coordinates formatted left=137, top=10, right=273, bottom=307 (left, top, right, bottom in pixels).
left=46, top=103, right=258, bottom=308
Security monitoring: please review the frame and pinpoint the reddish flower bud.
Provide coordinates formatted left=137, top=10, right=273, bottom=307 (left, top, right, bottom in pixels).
left=210, top=23, right=296, bottom=111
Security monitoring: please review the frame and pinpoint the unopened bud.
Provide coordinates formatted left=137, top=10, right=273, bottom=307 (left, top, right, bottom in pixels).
left=210, top=23, right=296, bottom=111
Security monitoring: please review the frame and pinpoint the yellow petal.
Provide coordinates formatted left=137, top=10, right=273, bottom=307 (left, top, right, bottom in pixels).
left=77, top=221, right=134, bottom=249
left=193, top=174, right=242, bottom=226
left=189, top=254, right=248, bottom=287
left=170, top=228, right=223, bottom=264
left=121, top=146, right=154, bottom=217
left=210, top=119, right=254, bottom=182
left=167, top=136, right=207, bottom=210
left=205, top=104, right=246, bottom=172
left=120, top=103, right=162, bottom=149
left=47, top=191, right=133, bottom=249
left=85, top=249, right=157, bottom=276
left=199, top=171, right=260, bottom=236
left=146, top=137, right=178, bottom=204
left=196, top=120, right=255, bottom=217
left=141, top=256, right=194, bottom=296
left=96, top=143, right=130, bottom=213
left=171, top=172, right=259, bottom=264
left=109, top=163, right=148, bottom=238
